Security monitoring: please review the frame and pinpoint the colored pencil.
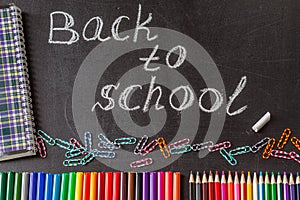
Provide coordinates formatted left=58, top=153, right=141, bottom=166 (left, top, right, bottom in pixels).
left=119, top=172, right=127, bottom=200
left=228, top=171, right=234, bottom=200
left=173, top=172, right=180, bottom=200
left=277, top=172, right=283, bottom=200
left=75, top=172, right=83, bottom=200
left=265, top=172, right=271, bottom=200
left=97, top=172, right=105, bottom=200
left=135, top=173, right=142, bottom=200
left=90, top=172, right=97, bottom=200
left=283, top=172, right=289, bottom=200
left=253, top=172, right=258, bottom=200
left=21, top=172, right=29, bottom=200
left=28, top=172, right=37, bottom=200
left=215, top=171, right=221, bottom=200
left=143, top=172, right=150, bottom=200
left=105, top=172, right=113, bottom=200
left=150, top=172, right=157, bottom=200
left=127, top=172, right=134, bottom=200
left=202, top=171, right=208, bottom=200
left=221, top=171, right=227, bottom=200
left=157, top=172, right=164, bottom=200
left=52, top=174, right=61, bottom=200
left=208, top=171, right=214, bottom=200
left=13, top=172, right=22, bottom=200
left=258, top=171, right=265, bottom=200
left=44, top=173, right=53, bottom=200
left=165, top=172, right=172, bottom=200
left=189, top=171, right=195, bottom=200
left=234, top=171, right=240, bottom=200
left=112, top=172, right=120, bottom=200
left=270, top=173, right=276, bottom=200
left=195, top=172, right=201, bottom=200
left=296, top=173, right=300, bottom=200
left=83, top=172, right=91, bottom=200
left=240, top=171, right=246, bottom=200
left=247, top=172, right=252, bottom=200
left=6, top=172, right=15, bottom=200
left=289, top=173, right=296, bottom=200
left=36, top=172, right=46, bottom=200
left=0, top=172, right=7, bottom=200
left=60, top=173, right=69, bottom=200
left=67, top=172, right=76, bottom=200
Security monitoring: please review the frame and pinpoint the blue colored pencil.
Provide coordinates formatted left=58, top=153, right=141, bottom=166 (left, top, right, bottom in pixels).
left=52, top=174, right=61, bottom=200
left=36, top=172, right=45, bottom=200
left=258, top=171, right=265, bottom=200
left=28, top=172, right=37, bottom=200
left=296, top=173, right=300, bottom=200
left=44, top=174, right=53, bottom=200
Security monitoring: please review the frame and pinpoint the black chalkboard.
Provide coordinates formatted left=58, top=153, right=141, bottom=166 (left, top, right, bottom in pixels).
left=1, top=0, right=299, bottom=198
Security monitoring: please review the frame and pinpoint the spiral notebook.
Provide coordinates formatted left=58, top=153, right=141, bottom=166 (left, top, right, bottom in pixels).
left=0, top=4, right=36, bottom=161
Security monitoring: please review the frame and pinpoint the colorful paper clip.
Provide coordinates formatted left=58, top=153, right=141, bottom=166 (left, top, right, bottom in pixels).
left=130, top=158, right=153, bottom=168
left=114, top=137, right=136, bottom=145
left=157, top=137, right=170, bottom=158
left=63, top=158, right=82, bottom=167
left=36, top=130, right=56, bottom=146
left=289, top=151, right=300, bottom=164
left=97, top=133, right=115, bottom=150
left=65, top=147, right=85, bottom=159
left=219, top=148, right=237, bottom=166
left=208, top=141, right=231, bottom=152
left=291, top=136, right=300, bottom=151
left=70, top=138, right=84, bottom=149
left=192, top=141, right=214, bottom=151
left=169, top=145, right=192, bottom=155
left=84, top=132, right=93, bottom=152
left=35, top=136, right=47, bottom=158
left=229, top=146, right=251, bottom=156
left=262, top=138, right=276, bottom=159
left=251, top=137, right=270, bottom=153
left=140, top=139, right=158, bottom=156
left=168, top=138, right=190, bottom=149
left=80, top=152, right=95, bottom=165
left=134, top=135, right=148, bottom=155
left=55, top=138, right=74, bottom=150
left=277, top=128, right=291, bottom=149
left=93, top=150, right=116, bottom=158
left=270, top=149, right=292, bottom=160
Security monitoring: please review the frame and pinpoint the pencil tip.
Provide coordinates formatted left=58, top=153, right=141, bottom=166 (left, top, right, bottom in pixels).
left=215, top=171, right=219, bottom=175
left=259, top=171, right=263, bottom=176
left=222, top=171, right=225, bottom=175
left=248, top=171, right=250, bottom=176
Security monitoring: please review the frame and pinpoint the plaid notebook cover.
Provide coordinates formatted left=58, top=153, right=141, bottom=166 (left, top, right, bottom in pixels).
left=0, top=5, right=35, bottom=157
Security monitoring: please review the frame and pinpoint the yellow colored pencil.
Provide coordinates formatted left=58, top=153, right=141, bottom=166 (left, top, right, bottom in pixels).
left=75, top=172, right=83, bottom=200
left=247, top=171, right=253, bottom=200
left=90, top=172, right=97, bottom=200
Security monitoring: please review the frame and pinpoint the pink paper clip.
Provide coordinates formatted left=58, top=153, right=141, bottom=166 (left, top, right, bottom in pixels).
left=270, top=149, right=292, bottom=160
left=289, top=151, right=300, bottom=164
left=140, top=139, right=158, bottom=156
left=36, top=136, right=47, bottom=158
left=208, top=141, right=231, bottom=152
left=130, top=158, right=153, bottom=168
left=168, top=138, right=190, bottom=149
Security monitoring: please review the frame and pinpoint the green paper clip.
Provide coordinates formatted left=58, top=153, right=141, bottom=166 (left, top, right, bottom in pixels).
left=229, top=146, right=251, bottom=156
left=80, top=152, right=95, bottom=165
left=169, top=145, right=192, bottom=154
left=65, top=147, right=85, bottom=158
left=114, top=137, right=137, bottom=145
left=37, top=130, right=56, bottom=146
left=220, top=148, right=237, bottom=166
left=55, top=138, right=74, bottom=150
left=63, top=158, right=82, bottom=167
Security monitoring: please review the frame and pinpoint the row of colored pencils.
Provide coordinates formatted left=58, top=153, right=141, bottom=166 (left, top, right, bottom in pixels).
left=189, top=171, right=300, bottom=200
left=0, top=171, right=180, bottom=200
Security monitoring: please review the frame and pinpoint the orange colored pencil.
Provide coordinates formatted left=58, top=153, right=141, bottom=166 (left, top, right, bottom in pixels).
left=228, top=171, right=234, bottom=200
left=173, top=172, right=180, bottom=200
left=90, top=172, right=97, bottom=200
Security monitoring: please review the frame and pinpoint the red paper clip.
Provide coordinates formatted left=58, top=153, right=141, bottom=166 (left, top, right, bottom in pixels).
left=291, top=136, right=300, bottom=151
left=270, top=149, right=292, bottom=160
left=168, top=138, right=190, bottom=149
left=262, top=138, right=276, bottom=159
left=277, top=128, right=291, bottom=149
left=208, top=141, right=231, bottom=152
left=289, top=151, right=300, bottom=164
left=36, top=136, right=47, bottom=158
left=140, top=139, right=158, bottom=156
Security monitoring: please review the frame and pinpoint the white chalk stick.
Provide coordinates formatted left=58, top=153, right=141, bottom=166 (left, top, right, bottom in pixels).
left=252, top=112, right=271, bottom=132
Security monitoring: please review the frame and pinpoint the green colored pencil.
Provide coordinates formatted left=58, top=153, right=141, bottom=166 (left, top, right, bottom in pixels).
left=265, top=172, right=271, bottom=200
left=6, top=172, right=15, bottom=200
left=60, top=173, right=69, bottom=200
left=13, top=172, right=22, bottom=200
left=270, top=172, right=277, bottom=200
left=0, top=172, right=7, bottom=200
left=67, top=172, right=76, bottom=200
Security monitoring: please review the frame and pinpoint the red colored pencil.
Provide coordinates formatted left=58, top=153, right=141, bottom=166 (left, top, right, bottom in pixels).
left=215, top=171, right=221, bottom=200
left=228, top=171, right=234, bottom=200
left=105, top=172, right=113, bottom=200
left=112, top=172, right=120, bottom=200
left=208, top=171, right=214, bottom=200
left=83, top=172, right=91, bottom=200
left=240, top=171, right=247, bottom=200
left=202, top=171, right=208, bottom=200
left=97, top=172, right=105, bottom=200
left=165, top=172, right=173, bottom=200
left=221, top=171, right=228, bottom=200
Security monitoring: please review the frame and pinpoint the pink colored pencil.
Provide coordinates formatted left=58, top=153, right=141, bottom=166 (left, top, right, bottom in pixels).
left=221, top=171, right=228, bottom=200
left=158, top=172, right=165, bottom=200
left=234, top=172, right=241, bottom=200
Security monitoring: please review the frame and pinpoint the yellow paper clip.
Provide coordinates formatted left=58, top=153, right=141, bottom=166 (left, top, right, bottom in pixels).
left=291, top=136, right=300, bottom=151
left=157, top=137, right=170, bottom=158
left=262, top=138, right=276, bottom=159
left=277, top=128, right=291, bottom=149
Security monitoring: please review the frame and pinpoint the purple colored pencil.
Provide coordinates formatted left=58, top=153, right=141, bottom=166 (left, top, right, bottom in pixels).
left=143, top=172, right=150, bottom=200
left=283, top=172, right=289, bottom=200
left=158, top=172, right=165, bottom=200
left=289, top=173, right=296, bottom=200
left=150, top=172, right=157, bottom=200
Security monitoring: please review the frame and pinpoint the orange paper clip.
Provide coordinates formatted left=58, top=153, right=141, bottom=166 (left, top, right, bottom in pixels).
left=291, top=136, right=300, bottom=151
left=262, top=138, right=276, bottom=159
left=277, top=128, right=291, bottom=149
left=157, top=137, right=170, bottom=158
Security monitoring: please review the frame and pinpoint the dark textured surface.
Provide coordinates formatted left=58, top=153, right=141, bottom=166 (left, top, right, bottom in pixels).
left=0, top=0, right=299, bottom=198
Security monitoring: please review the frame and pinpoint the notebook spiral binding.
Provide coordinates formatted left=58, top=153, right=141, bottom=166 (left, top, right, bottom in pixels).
left=10, top=5, right=37, bottom=153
